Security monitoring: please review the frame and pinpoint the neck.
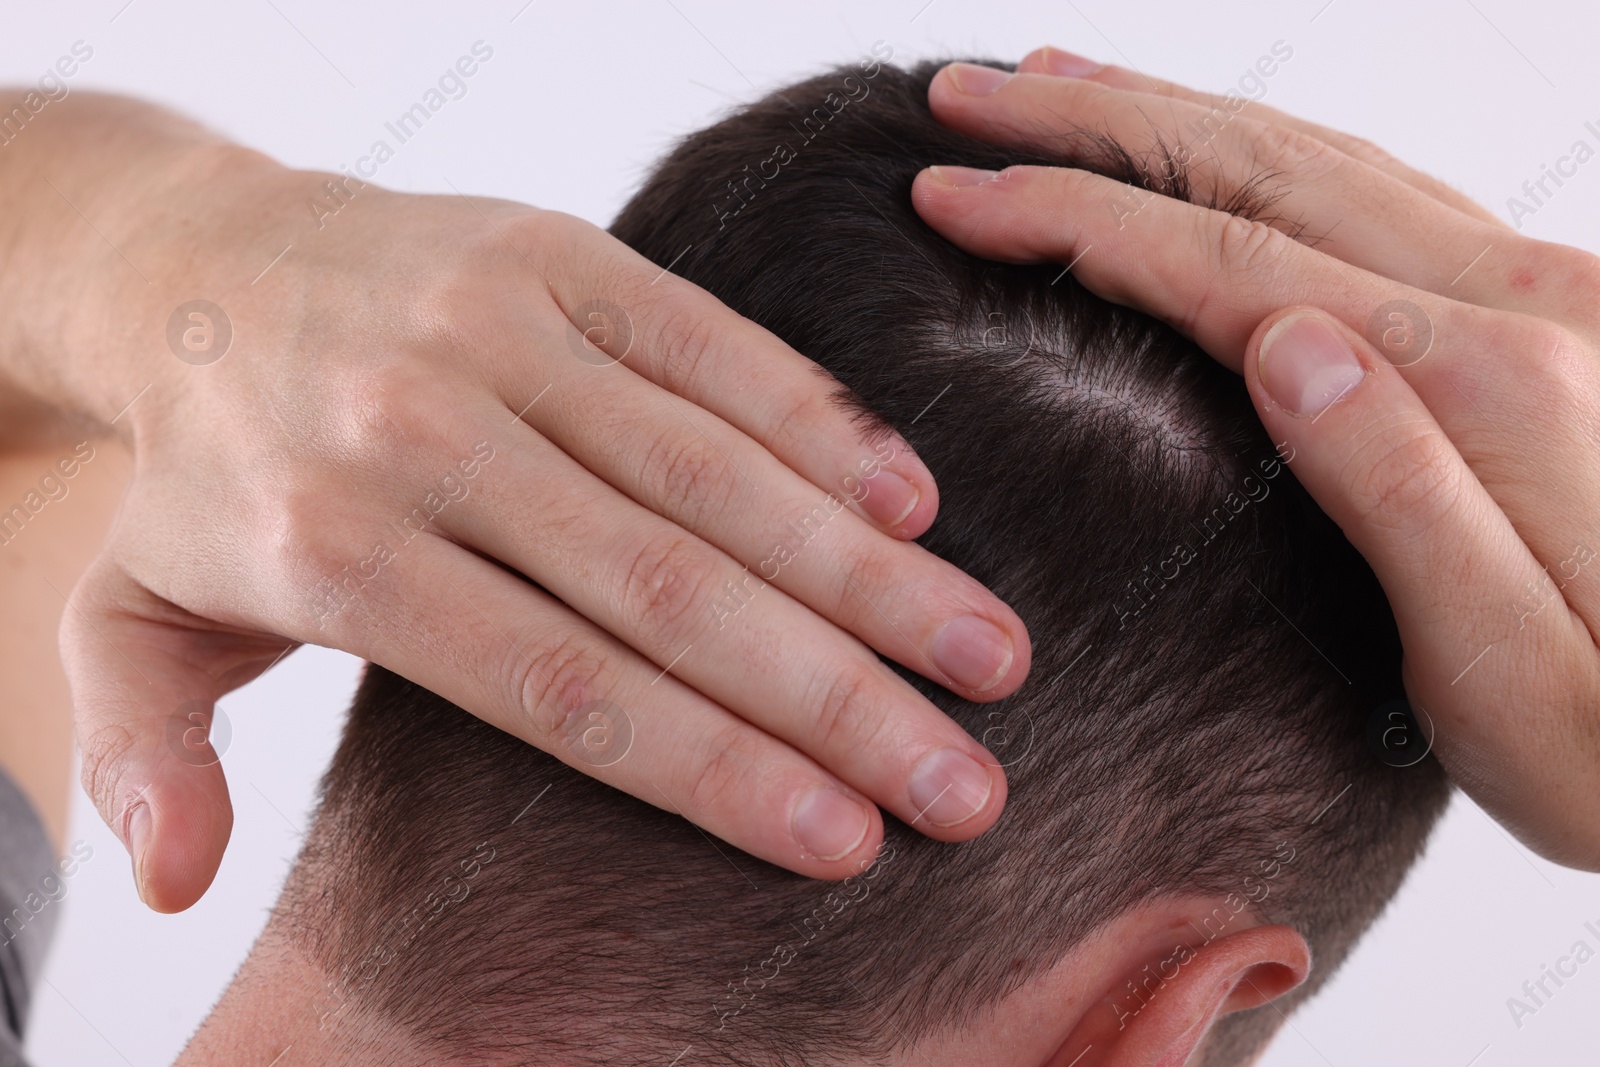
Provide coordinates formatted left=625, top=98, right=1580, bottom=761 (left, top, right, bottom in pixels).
left=175, top=921, right=432, bottom=1067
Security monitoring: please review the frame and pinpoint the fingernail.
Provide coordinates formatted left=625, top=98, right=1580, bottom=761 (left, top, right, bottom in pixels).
left=948, top=62, right=1012, bottom=95
left=1039, top=46, right=1103, bottom=78
left=793, top=787, right=870, bottom=861
left=928, top=165, right=1003, bottom=187
left=908, top=748, right=993, bottom=828
left=1258, top=313, right=1368, bottom=418
left=859, top=467, right=919, bottom=526
left=127, top=802, right=152, bottom=903
left=931, top=614, right=1014, bottom=691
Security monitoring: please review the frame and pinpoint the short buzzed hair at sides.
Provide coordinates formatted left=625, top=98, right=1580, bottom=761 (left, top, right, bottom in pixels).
left=275, top=55, right=1451, bottom=1067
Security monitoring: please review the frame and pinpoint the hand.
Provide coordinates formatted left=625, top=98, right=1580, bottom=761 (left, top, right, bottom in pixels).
left=0, top=93, right=1030, bottom=910
left=910, top=49, right=1600, bottom=868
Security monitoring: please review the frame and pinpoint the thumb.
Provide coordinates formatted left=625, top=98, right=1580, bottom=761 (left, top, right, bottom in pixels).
left=1239, top=306, right=1580, bottom=838
left=1241, top=305, right=1512, bottom=606
left=60, top=559, right=255, bottom=913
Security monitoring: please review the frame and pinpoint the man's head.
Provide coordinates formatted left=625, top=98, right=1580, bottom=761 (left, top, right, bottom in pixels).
left=188, top=56, right=1449, bottom=1067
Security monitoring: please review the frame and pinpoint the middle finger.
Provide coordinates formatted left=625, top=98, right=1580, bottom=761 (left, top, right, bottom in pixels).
left=502, top=303, right=1030, bottom=702
left=911, top=162, right=1600, bottom=622
left=928, top=63, right=1531, bottom=314
left=1015, top=45, right=1513, bottom=230
left=439, top=403, right=1011, bottom=841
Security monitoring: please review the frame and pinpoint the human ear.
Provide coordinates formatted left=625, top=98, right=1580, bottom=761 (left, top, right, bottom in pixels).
left=1045, top=924, right=1309, bottom=1067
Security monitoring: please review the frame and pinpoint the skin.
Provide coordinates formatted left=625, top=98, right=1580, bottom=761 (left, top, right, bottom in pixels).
left=0, top=89, right=1034, bottom=912
left=0, top=447, right=1306, bottom=1063
left=173, top=894, right=1306, bottom=1066
left=0, top=437, right=131, bottom=852
left=0, top=443, right=1306, bottom=1062
left=912, top=47, right=1600, bottom=870
left=7, top=53, right=1478, bottom=1064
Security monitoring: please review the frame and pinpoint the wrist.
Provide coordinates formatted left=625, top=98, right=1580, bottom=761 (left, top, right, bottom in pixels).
left=0, top=95, right=290, bottom=438
left=68, top=141, right=293, bottom=430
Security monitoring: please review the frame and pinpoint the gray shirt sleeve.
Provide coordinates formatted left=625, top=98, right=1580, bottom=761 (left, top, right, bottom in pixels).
left=0, top=767, right=57, bottom=1067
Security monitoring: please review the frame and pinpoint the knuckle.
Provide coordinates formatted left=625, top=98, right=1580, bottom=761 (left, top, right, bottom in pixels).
left=279, top=486, right=346, bottom=567
left=1248, top=121, right=1344, bottom=183
left=514, top=209, right=617, bottom=309
left=352, top=364, right=464, bottom=459
left=766, top=385, right=836, bottom=463
left=403, top=235, right=530, bottom=360
left=276, top=487, right=369, bottom=619
left=1058, top=167, right=1104, bottom=205
left=619, top=532, right=723, bottom=644
left=503, top=205, right=576, bottom=259
left=836, top=540, right=897, bottom=620
left=681, top=725, right=765, bottom=817
left=1335, top=132, right=1397, bottom=172
left=1347, top=424, right=1464, bottom=537
left=809, top=660, right=888, bottom=756
left=1478, top=314, right=1593, bottom=428
left=325, top=365, right=439, bottom=480
left=1213, top=212, right=1290, bottom=277
left=1509, top=320, right=1588, bottom=401
left=639, top=430, right=738, bottom=529
left=407, top=281, right=479, bottom=358
left=511, top=632, right=611, bottom=742
left=78, top=720, right=141, bottom=822
left=1544, top=244, right=1600, bottom=318
left=650, top=298, right=723, bottom=396
left=471, top=204, right=560, bottom=272
left=1187, top=213, right=1289, bottom=334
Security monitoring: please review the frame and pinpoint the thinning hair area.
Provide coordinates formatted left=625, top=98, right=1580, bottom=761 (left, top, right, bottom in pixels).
left=272, top=58, right=1450, bottom=1067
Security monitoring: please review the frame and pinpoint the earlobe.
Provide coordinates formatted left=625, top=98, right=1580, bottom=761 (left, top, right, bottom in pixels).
left=1047, top=923, right=1310, bottom=1067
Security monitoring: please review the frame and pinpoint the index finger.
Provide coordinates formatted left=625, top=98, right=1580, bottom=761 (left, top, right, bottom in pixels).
left=531, top=210, right=942, bottom=538
left=518, top=208, right=1034, bottom=703
left=1010, top=47, right=1511, bottom=230
left=910, top=162, right=1483, bottom=375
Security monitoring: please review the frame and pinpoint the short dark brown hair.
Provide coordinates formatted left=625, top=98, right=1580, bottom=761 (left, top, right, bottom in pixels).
left=276, top=57, right=1450, bottom=1066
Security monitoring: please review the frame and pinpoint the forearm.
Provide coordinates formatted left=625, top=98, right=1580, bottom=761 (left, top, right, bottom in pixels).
left=0, top=437, right=132, bottom=851
left=0, top=90, right=266, bottom=443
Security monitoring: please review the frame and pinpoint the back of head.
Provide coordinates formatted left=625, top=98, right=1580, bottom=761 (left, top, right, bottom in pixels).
left=276, top=56, right=1449, bottom=1066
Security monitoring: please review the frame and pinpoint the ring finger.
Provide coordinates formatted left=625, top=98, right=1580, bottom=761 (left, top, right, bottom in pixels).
left=928, top=62, right=1537, bottom=314
left=911, top=162, right=1600, bottom=622
left=1015, top=45, right=1511, bottom=230
left=433, top=405, right=1009, bottom=843
left=318, top=532, right=888, bottom=876
left=504, top=304, right=1027, bottom=702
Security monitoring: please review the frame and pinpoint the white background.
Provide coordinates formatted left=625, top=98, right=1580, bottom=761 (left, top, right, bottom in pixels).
left=5, top=1, right=1600, bottom=1064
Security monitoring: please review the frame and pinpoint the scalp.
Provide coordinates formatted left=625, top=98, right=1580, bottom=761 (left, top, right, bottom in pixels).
left=276, top=58, right=1450, bottom=1067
